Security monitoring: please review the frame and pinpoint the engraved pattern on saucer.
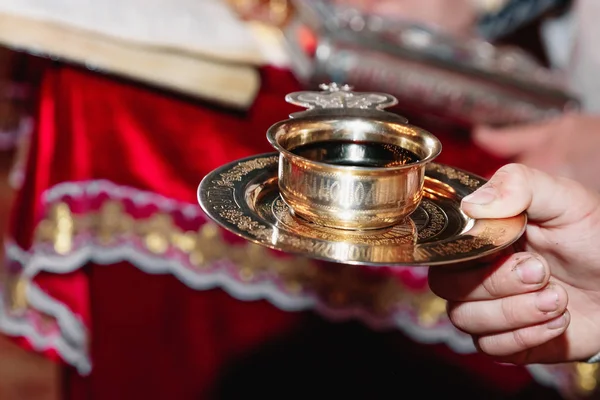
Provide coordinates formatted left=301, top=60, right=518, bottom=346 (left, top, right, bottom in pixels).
left=270, top=197, right=417, bottom=245
left=198, top=153, right=527, bottom=267
left=268, top=197, right=446, bottom=246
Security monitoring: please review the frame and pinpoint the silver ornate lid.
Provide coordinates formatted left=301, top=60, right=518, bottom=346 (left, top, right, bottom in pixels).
left=294, top=0, right=564, bottom=90
left=284, top=0, right=579, bottom=126
left=285, top=83, right=407, bottom=121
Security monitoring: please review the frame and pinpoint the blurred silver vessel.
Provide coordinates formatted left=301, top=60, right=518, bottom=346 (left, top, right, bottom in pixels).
left=283, top=0, right=579, bottom=127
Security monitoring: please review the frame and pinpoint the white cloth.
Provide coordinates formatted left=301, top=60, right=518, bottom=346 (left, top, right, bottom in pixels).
left=0, top=0, right=288, bottom=67
left=541, top=0, right=600, bottom=113
left=0, top=0, right=291, bottom=107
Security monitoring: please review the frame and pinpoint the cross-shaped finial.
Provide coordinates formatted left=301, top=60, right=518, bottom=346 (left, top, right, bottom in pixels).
left=318, top=83, right=354, bottom=93
left=285, top=83, right=398, bottom=112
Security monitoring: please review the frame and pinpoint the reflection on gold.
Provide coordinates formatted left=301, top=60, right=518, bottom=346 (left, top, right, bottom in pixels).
left=423, top=176, right=456, bottom=199
left=426, top=164, right=481, bottom=188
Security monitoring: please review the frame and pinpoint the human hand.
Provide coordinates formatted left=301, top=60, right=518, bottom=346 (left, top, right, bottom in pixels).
left=473, top=114, right=600, bottom=191
left=428, top=163, right=600, bottom=364
left=333, top=0, right=478, bottom=37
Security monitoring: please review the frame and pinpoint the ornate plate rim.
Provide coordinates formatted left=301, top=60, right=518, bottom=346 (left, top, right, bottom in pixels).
left=198, top=153, right=527, bottom=267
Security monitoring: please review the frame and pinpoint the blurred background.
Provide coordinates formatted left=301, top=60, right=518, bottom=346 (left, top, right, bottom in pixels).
left=0, top=46, right=58, bottom=397
left=0, top=1, right=597, bottom=399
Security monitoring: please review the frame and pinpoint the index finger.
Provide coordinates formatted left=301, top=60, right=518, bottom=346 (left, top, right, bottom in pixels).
left=428, top=252, right=550, bottom=301
left=461, top=163, right=600, bottom=228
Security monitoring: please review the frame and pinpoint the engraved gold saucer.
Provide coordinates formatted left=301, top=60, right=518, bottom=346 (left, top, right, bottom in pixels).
left=198, top=153, right=526, bottom=267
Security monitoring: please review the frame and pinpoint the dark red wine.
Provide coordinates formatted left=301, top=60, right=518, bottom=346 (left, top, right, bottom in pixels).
left=290, top=140, right=420, bottom=167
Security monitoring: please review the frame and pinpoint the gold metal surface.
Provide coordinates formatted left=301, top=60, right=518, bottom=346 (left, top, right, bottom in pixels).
left=198, top=153, right=526, bottom=267
left=266, top=84, right=442, bottom=230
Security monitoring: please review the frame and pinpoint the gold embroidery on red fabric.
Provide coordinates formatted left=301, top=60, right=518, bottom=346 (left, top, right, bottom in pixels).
left=35, top=200, right=446, bottom=321
left=576, top=363, right=599, bottom=394
left=4, top=274, right=28, bottom=314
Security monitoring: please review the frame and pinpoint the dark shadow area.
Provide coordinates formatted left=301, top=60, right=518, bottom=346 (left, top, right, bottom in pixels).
left=212, top=316, right=564, bottom=400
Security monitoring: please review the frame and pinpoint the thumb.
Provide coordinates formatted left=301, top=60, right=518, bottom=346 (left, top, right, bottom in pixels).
left=473, top=123, right=549, bottom=158
left=461, top=163, right=599, bottom=227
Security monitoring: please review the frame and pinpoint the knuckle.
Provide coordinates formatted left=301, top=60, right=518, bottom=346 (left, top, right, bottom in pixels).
left=481, top=271, right=503, bottom=298
left=500, top=297, right=521, bottom=325
left=495, top=163, right=529, bottom=180
left=551, top=284, right=569, bottom=313
left=477, top=327, right=536, bottom=357
left=498, top=349, right=533, bottom=365
left=476, top=335, right=500, bottom=356
left=511, top=328, right=531, bottom=351
left=447, top=302, right=471, bottom=332
left=490, top=163, right=531, bottom=203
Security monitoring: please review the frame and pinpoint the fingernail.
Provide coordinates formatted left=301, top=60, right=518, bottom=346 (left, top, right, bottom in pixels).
left=536, top=286, right=559, bottom=312
left=462, top=186, right=497, bottom=205
left=547, top=313, right=568, bottom=330
left=516, top=257, right=546, bottom=285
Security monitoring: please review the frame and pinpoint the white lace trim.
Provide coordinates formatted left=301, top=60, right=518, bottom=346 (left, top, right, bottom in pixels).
left=0, top=115, right=32, bottom=152
left=37, top=179, right=477, bottom=350
left=588, top=352, right=600, bottom=363
left=0, top=282, right=91, bottom=374
left=7, top=116, right=33, bottom=189
left=42, top=179, right=204, bottom=218
left=3, top=238, right=565, bottom=391
left=0, top=179, right=567, bottom=390
left=7, top=239, right=476, bottom=352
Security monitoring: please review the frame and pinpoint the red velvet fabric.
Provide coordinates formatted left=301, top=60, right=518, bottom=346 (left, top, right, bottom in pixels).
left=9, top=62, right=562, bottom=399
